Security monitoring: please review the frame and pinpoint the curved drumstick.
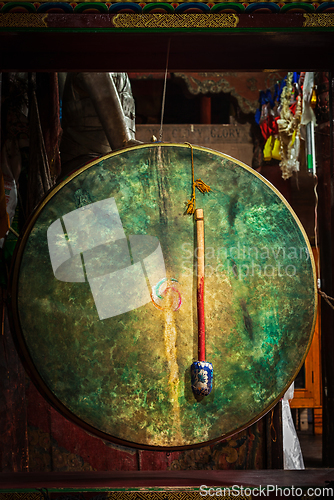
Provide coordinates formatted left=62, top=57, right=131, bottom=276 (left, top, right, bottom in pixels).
left=191, top=208, right=213, bottom=397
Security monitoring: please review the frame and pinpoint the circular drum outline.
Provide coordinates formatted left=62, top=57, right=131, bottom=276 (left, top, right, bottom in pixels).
left=7, top=142, right=318, bottom=451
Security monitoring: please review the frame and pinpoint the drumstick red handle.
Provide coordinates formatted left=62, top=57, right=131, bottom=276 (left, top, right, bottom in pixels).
left=195, top=208, right=205, bottom=362
left=191, top=209, right=213, bottom=397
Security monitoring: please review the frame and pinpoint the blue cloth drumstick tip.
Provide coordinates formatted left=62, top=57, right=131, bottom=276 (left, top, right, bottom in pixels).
left=191, top=360, right=213, bottom=397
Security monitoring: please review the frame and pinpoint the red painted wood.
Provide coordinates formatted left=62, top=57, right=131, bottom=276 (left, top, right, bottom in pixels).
left=27, top=378, right=139, bottom=471
left=27, top=373, right=52, bottom=435
left=200, top=96, right=211, bottom=125
left=1, top=470, right=334, bottom=490
left=50, top=408, right=139, bottom=471
left=0, top=309, right=28, bottom=472
left=139, top=451, right=181, bottom=471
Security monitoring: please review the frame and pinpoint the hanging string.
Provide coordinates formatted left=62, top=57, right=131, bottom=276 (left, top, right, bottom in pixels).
left=159, top=38, right=171, bottom=143
left=157, top=42, right=211, bottom=214
left=184, top=142, right=211, bottom=215
left=8, top=226, right=19, bottom=238
left=313, top=174, right=334, bottom=310
left=270, top=408, right=277, bottom=443
left=318, top=288, right=334, bottom=310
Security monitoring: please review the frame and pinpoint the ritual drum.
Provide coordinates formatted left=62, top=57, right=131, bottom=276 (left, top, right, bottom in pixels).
left=9, top=143, right=317, bottom=450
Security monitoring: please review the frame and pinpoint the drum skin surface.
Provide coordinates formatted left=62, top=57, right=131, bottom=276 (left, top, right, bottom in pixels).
left=11, top=143, right=317, bottom=449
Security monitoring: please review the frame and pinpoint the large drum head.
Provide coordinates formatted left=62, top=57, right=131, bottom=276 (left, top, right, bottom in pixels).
left=10, top=143, right=317, bottom=449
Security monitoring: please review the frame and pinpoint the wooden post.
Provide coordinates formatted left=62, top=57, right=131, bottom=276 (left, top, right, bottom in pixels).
left=200, top=95, right=211, bottom=125
left=316, top=71, right=334, bottom=466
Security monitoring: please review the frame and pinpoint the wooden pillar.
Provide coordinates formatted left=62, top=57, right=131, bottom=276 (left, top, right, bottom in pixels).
left=316, top=72, right=334, bottom=466
left=200, top=95, right=211, bottom=124
left=265, top=403, right=283, bottom=469
left=0, top=74, right=29, bottom=473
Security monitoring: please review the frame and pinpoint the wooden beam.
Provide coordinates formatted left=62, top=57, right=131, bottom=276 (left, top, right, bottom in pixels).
left=1, top=15, right=334, bottom=72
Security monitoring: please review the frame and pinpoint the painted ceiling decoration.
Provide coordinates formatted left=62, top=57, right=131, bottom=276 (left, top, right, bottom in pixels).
left=1, top=0, right=334, bottom=13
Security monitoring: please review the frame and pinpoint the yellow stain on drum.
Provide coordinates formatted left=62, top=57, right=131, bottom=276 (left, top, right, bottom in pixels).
left=164, top=308, right=182, bottom=444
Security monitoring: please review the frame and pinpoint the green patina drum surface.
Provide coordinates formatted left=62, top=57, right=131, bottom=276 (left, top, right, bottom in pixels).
left=14, top=143, right=317, bottom=449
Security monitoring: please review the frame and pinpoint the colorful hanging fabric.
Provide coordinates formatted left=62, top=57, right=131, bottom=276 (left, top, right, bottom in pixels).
left=277, top=72, right=302, bottom=179
left=256, top=71, right=303, bottom=177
